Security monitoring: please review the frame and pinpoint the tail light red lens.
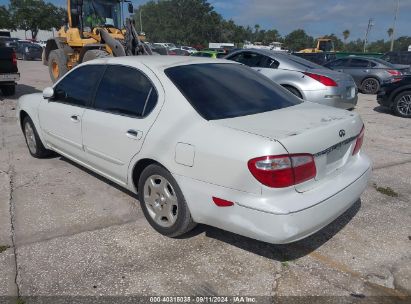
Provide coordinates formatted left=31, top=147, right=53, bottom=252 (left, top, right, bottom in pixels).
left=12, top=51, right=17, bottom=66
left=248, top=154, right=316, bottom=188
left=352, top=126, right=365, bottom=155
left=303, top=72, right=338, bottom=87
left=387, top=70, right=401, bottom=76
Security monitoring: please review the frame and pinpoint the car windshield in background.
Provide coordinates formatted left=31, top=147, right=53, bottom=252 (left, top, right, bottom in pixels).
left=165, top=63, right=302, bottom=120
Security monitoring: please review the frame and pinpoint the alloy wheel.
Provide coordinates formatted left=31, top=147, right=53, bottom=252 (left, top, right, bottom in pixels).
left=397, top=94, right=411, bottom=116
left=143, top=175, right=178, bottom=228
left=24, top=122, right=37, bottom=154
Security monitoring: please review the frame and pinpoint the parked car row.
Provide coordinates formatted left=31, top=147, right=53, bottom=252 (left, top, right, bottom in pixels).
left=224, top=49, right=358, bottom=109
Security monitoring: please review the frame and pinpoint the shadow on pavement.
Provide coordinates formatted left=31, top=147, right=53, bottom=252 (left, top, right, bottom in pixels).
left=373, top=105, right=393, bottom=116
left=0, top=84, right=41, bottom=101
left=59, top=154, right=361, bottom=261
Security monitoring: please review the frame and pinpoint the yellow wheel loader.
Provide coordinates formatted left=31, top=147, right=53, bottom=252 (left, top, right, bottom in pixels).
left=298, top=38, right=335, bottom=53
left=44, top=0, right=152, bottom=82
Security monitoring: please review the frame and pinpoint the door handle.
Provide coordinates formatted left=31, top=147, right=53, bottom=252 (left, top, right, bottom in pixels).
left=126, top=129, right=142, bottom=140
left=70, top=115, right=80, bottom=122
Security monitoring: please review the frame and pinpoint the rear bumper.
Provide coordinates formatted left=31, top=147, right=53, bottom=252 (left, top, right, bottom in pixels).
left=303, top=88, right=358, bottom=109
left=377, top=90, right=392, bottom=107
left=174, top=154, right=371, bottom=244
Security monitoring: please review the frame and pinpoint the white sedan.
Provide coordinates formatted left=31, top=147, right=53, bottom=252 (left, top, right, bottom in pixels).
left=17, top=56, right=371, bottom=244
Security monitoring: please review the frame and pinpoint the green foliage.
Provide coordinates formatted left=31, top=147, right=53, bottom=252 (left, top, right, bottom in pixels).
left=134, top=0, right=281, bottom=46
left=284, top=29, right=314, bottom=51
left=0, top=5, right=12, bottom=29
left=9, top=0, right=66, bottom=39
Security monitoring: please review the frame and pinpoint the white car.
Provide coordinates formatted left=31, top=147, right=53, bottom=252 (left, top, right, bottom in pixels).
left=17, top=56, right=371, bottom=244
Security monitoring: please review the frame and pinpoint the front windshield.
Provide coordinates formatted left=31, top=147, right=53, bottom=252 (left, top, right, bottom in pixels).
left=82, top=0, right=121, bottom=28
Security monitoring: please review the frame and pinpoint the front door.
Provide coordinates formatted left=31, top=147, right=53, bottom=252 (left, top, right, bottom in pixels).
left=39, top=65, right=105, bottom=159
left=82, top=64, right=163, bottom=184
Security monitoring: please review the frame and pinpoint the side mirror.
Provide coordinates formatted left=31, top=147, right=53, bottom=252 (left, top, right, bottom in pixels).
left=128, top=3, right=134, bottom=14
left=43, top=87, right=54, bottom=99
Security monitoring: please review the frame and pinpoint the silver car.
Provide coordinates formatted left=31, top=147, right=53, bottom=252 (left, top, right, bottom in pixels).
left=225, top=49, right=358, bottom=109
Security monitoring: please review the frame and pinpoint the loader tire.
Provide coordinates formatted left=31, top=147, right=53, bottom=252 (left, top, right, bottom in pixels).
left=82, top=49, right=111, bottom=62
left=48, top=49, right=68, bottom=83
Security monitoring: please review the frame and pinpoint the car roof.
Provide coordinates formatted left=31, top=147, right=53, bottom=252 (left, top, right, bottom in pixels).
left=231, top=48, right=288, bottom=57
left=82, top=55, right=236, bottom=71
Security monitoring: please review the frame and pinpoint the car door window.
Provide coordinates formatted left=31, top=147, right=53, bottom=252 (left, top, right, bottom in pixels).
left=93, top=65, right=158, bottom=117
left=327, top=59, right=347, bottom=68
left=229, top=52, right=267, bottom=67
left=54, top=65, right=105, bottom=107
left=349, top=59, right=370, bottom=68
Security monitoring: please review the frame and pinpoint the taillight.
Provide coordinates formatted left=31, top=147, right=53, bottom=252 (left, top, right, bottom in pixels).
left=12, top=51, right=17, bottom=66
left=303, top=72, right=338, bottom=87
left=352, top=126, right=365, bottom=155
left=387, top=70, right=401, bottom=76
left=248, top=154, right=316, bottom=188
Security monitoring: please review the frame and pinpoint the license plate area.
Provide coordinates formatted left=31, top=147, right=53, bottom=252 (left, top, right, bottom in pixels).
left=314, top=138, right=355, bottom=181
left=0, top=73, right=19, bottom=81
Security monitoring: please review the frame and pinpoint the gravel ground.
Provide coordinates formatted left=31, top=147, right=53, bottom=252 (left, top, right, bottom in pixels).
left=0, top=60, right=410, bottom=303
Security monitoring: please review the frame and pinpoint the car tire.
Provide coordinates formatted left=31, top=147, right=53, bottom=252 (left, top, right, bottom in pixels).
left=82, top=49, right=111, bottom=62
left=283, top=85, right=303, bottom=99
left=1, top=85, right=16, bottom=96
left=48, top=49, right=68, bottom=83
left=361, top=78, right=380, bottom=94
left=22, top=116, right=52, bottom=158
left=138, top=164, right=196, bottom=237
left=392, top=90, right=411, bottom=118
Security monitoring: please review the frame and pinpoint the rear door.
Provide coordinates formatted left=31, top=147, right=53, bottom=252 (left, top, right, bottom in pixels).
left=344, top=58, right=371, bottom=85
left=81, top=64, right=163, bottom=184
left=38, top=65, right=105, bottom=159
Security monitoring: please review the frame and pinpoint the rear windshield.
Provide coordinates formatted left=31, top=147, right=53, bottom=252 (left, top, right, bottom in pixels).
left=165, top=63, right=301, bottom=120
left=284, top=54, right=325, bottom=69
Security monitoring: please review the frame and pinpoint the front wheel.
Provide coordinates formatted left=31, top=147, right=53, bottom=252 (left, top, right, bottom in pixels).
left=393, top=91, right=411, bottom=118
left=22, top=116, right=52, bottom=158
left=138, top=164, right=196, bottom=237
left=361, top=78, right=380, bottom=94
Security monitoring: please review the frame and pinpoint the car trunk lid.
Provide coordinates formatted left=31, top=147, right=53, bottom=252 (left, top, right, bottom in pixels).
left=213, top=102, right=363, bottom=192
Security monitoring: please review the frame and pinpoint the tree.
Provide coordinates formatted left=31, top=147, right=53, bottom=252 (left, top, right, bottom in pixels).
left=284, top=29, right=314, bottom=51
left=9, top=0, right=66, bottom=39
left=0, top=5, right=13, bottom=29
left=342, top=30, right=350, bottom=43
left=387, top=28, right=394, bottom=39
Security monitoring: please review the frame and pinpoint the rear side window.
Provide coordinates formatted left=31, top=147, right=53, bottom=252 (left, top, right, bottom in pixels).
left=54, top=65, right=105, bottom=106
left=165, top=63, right=301, bottom=120
left=229, top=52, right=267, bottom=67
left=93, top=65, right=157, bottom=117
left=326, top=59, right=347, bottom=68
left=349, top=59, right=370, bottom=68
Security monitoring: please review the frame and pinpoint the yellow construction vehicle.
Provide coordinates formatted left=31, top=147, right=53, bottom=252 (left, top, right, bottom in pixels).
left=44, top=0, right=151, bottom=82
left=298, top=38, right=335, bottom=53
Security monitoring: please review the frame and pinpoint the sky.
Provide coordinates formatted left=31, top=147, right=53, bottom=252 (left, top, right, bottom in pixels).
left=1, top=0, right=410, bottom=42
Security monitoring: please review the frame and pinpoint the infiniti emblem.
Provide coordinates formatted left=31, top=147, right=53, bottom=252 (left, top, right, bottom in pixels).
left=339, top=129, right=346, bottom=137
